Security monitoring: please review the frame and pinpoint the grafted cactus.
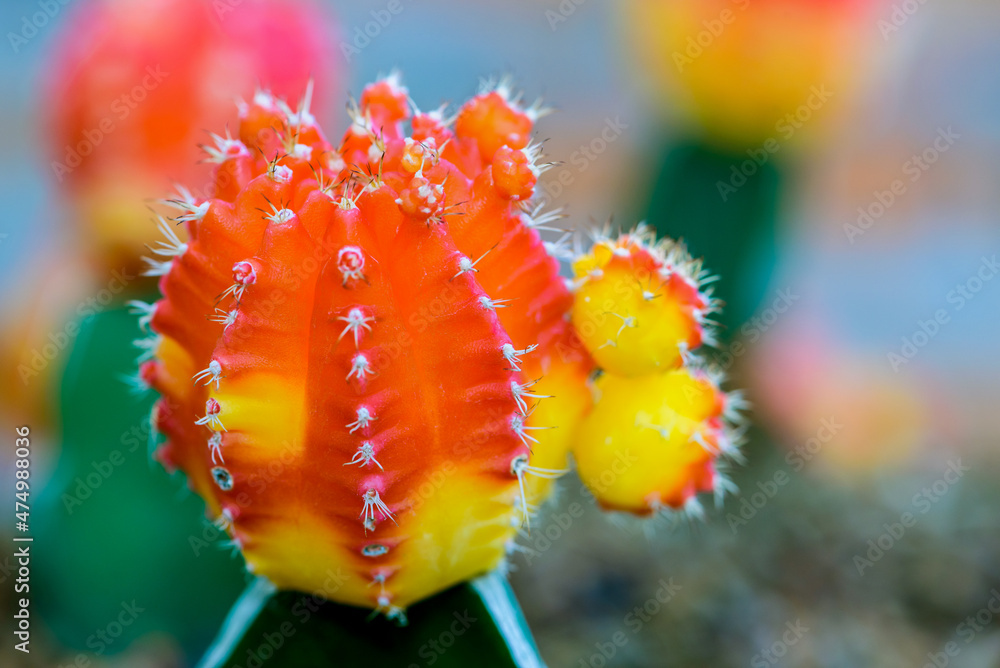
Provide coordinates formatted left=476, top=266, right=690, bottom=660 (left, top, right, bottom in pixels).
left=135, top=76, right=744, bottom=629
left=136, top=76, right=592, bottom=615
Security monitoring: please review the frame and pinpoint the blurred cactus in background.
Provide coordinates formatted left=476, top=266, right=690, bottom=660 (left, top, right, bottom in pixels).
left=748, top=318, right=931, bottom=476
left=625, top=0, right=880, bottom=148
left=6, top=0, right=339, bottom=443
left=45, top=0, right=338, bottom=277
left=622, top=0, right=886, bottom=332
left=0, top=252, right=96, bottom=437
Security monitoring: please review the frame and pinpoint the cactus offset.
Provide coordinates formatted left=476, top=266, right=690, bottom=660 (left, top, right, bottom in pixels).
left=574, top=367, right=741, bottom=515
left=570, top=231, right=715, bottom=376
left=139, top=76, right=592, bottom=613
left=569, top=227, right=745, bottom=515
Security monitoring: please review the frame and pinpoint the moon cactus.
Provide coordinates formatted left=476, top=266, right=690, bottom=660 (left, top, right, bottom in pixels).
left=136, top=75, right=744, bottom=619
left=137, top=75, right=592, bottom=615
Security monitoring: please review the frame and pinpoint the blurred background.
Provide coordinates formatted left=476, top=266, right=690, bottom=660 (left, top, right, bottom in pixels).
left=1, top=0, right=999, bottom=666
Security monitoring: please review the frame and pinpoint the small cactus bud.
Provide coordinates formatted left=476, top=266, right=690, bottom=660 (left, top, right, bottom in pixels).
left=395, top=174, right=445, bottom=221
left=492, top=146, right=538, bottom=202
left=572, top=367, right=742, bottom=515
left=455, top=85, right=533, bottom=163
left=570, top=228, right=714, bottom=377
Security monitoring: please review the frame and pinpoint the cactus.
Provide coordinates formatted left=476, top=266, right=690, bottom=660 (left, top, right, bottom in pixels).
left=137, top=75, right=593, bottom=615
left=624, top=0, right=879, bottom=147
left=569, top=229, right=745, bottom=515
left=137, top=75, right=744, bottom=627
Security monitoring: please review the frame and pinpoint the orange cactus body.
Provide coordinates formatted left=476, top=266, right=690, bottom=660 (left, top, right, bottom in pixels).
left=139, top=77, right=592, bottom=612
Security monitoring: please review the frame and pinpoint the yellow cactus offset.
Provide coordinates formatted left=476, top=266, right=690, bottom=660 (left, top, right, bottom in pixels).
left=569, top=226, right=745, bottom=515
left=571, top=229, right=716, bottom=377
left=574, top=367, right=743, bottom=515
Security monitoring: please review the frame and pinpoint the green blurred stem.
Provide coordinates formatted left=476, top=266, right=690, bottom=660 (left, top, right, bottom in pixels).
left=200, top=572, right=545, bottom=668
left=644, top=139, right=784, bottom=335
